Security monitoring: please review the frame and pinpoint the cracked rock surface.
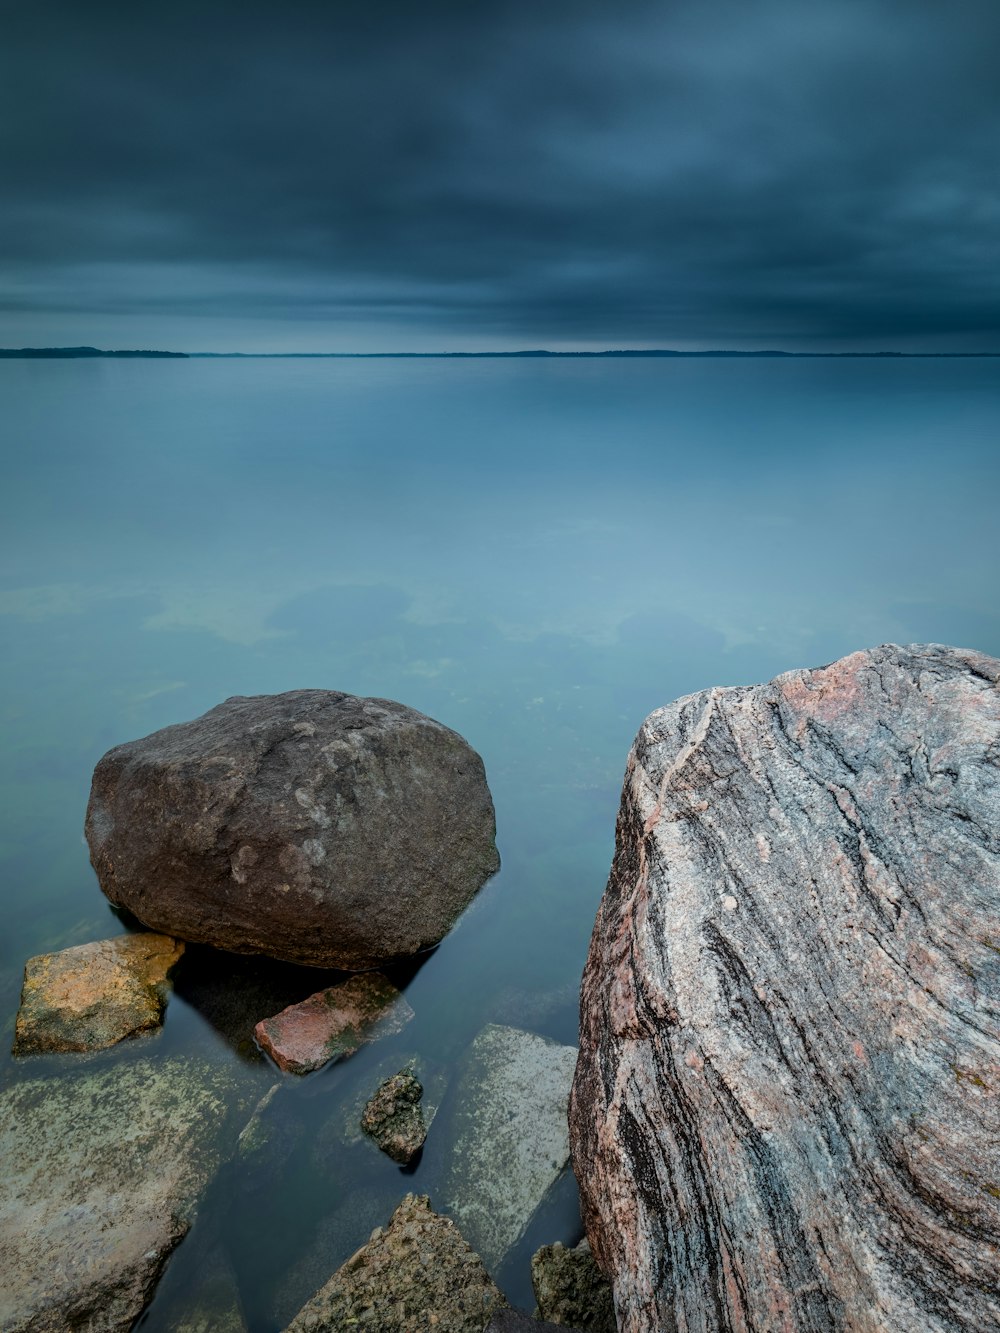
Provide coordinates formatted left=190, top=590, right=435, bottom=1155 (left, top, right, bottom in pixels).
left=571, top=644, right=1000, bottom=1333
left=86, top=690, right=499, bottom=969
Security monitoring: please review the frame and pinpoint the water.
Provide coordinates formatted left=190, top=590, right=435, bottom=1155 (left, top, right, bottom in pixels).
left=1, top=355, right=998, bottom=1325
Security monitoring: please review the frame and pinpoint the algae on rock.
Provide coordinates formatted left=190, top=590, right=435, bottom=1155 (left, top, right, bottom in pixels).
left=284, top=1193, right=507, bottom=1332
left=441, top=1023, right=578, bottom=1271
left=361, top=1066, right=427, bottom=1164
left=0, top=1052, right=256, bottom=1332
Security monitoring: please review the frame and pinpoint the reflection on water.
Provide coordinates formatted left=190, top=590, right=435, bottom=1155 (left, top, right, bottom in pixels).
left=1, top=356, right=998, bottom=1325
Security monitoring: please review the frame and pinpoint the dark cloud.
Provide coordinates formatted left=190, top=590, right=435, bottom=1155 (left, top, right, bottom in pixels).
left=2, top=0, right=999, bottom=348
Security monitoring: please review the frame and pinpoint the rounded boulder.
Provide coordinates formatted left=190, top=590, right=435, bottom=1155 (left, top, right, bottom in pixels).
left=85, top=690, right=500, bottom=969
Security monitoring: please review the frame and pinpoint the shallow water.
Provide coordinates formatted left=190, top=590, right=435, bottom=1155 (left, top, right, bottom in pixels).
left=1, top=355, right=998, bottom=1325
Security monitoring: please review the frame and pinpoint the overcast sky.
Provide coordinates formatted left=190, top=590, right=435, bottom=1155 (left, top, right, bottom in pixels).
left=2, top=0, right=999, bottom=351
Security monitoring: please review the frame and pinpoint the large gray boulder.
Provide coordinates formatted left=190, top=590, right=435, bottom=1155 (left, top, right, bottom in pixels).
left=86, top=690, right=499, bottom=969
left=571, top=644, right=1000, bottom=1332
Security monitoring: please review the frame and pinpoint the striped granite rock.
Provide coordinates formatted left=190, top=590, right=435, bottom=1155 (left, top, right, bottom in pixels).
left=571, top=644, right=1000, bottom=1332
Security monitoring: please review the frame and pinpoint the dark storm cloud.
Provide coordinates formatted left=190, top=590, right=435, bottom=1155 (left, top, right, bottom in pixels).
left=2, top=0, right=999, bottom=346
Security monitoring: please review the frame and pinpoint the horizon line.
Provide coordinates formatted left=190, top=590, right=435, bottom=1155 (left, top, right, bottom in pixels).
left=2, top=345, right=1000, bottom=360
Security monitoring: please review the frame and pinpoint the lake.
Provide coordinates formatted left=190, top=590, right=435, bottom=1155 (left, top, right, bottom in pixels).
left=1, top=354, right=998, bottom=1326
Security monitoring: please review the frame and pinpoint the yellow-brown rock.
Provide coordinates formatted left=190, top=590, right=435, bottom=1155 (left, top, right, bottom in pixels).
left=13, top=932, right=184, bottom=1055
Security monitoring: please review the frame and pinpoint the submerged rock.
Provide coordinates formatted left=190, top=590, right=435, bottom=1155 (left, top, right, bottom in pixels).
left=283, top=1193, right=507, bottom=1332
left=571, top=644, right=1000, bottom=1332
left=361, top=1066, right=427, bottom=1164
left=0, top=1053, right=254, bottom=1332
left=531, top=1239, right=615, bottom=1332
left=12, top=931, right=184, bottom=1055
left=254, top=973, right=414, bottom=1074
left=152, top=1242, right=247, bottom=1333
left=442, top=1023, right=578, bottom=1271
left=327, top=1049, right=447, bottom=1153
left=487, top=1313, right=580, bottom=1333
left=235, top=1082, right=299, bottom=1171
left=85, top=690, right=499, bottom=969
left=268, top=1183, right=403, bottom=1330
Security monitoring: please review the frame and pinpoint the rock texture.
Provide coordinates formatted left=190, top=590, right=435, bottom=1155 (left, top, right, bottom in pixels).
left=571, top=644, right=1000, bottom=1332
left=283, top=1193, right=507, bottom=1331
left=0, top=1054, right=254, bottom=1332
left=443, top=1023, right=579, bottom=1270
left=361, top=1067, right=428, bottom=1164
left=254, top=973, right=414, bottom=1074
left=330, top=1050, right=447, bottom=1152
left=531, top=1239, right=615, bottom=1332
left=86, top=690, right=499, bottom=969
left=13, top=932, right=184, bottom=1055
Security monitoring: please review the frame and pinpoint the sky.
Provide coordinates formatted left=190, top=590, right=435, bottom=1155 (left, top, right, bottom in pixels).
left=2, top=0, right=999, bottom=352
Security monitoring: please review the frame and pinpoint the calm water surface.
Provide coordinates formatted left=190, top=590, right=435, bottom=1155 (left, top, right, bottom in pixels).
left=1, top=357, right=998, bottom=1324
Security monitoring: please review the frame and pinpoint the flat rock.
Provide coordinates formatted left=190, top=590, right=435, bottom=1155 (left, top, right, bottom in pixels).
left=571, top=644, right=1000, bottom=1332
left=361, top=1067, right=427, bottom=1164
left=283, top=1192, right=507, bottom=1332
left=13, top=931, right=184, bottom=1055
left=255, top=973, right=414, bottom=1074
left=442, top=1023, right=578, bottom=1271
left=531, top=1239, right=615, bottom=1332
left=85, top=690, right=499, bottom=968
left=0, top=1053, right=254, bottom=1332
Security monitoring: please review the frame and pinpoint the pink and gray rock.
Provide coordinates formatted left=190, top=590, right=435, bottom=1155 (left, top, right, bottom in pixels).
left=571, top=644, right=1000, bottom=1333
left=254, top=973, right=414, bottom=1074
left=85, top=690, right=499, bottom=969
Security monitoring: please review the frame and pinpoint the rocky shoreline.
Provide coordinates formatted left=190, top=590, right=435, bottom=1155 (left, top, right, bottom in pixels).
left=3, top=650, right=998, bottom=1330
left=3, top=689, right=609, bottom=1331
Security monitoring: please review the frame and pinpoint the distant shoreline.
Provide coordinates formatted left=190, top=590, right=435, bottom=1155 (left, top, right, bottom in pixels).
left=2, top=345, right=999, bottom=360
left=0, top=347, right=187, bottom=359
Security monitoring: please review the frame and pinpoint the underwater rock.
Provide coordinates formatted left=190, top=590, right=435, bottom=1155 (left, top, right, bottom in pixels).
left=150, top=1240, right=247, bottom=1333
left=283, top=1193, right=507, bottom=1332
left=485, top=1311, right=578, bottom=1333
left=323, top=1049, right=447, bottom=1153
left=0, top=1053, right=254, bottom=1332
left=268, top=1182, right=402, bottom=1329
left=12, top=931, right=184, bottom=1055
left=571, top=643, right=1000, bottom=1332
left=531, top=1238, right=615, bottom=1332
left=486, top=1313, right=580, bottom=1333
left=86, top=689, right=499, bottom=969
left=254, top=973, right=414, bottom=1075
left=361, top=1066, right=427, bottom=1164
left=442, top=1023, right=578, bottom=1271
left=235, top=1082, right=300, bottom=1171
